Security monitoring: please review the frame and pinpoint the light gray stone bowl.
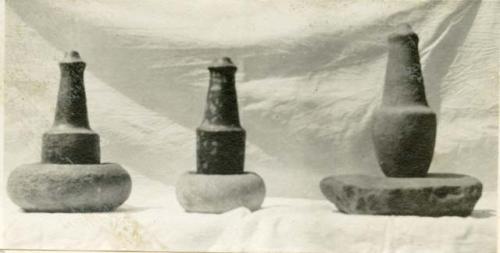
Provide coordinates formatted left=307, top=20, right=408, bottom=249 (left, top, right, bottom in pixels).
left=7, top=163, right=132, bottom=212
left=176, top=171, right=266, bottom=214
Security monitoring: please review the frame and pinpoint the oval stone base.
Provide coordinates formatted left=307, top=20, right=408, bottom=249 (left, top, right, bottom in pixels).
left=175, top=171, right=266, bottom=214
left=320, top=173, right=482, bottom=217
left=7, top=163, right=132, bottom=212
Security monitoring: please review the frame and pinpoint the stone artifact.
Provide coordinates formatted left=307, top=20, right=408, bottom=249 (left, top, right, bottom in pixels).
left=372, top=24, right=436, bottom=177
left=7, top=51, right=132, bottom=212
left=321, top=174, right=482, bottom=217
left=176, top=57, right=266, bottom=213
left=320, top=25, right=483, bottom=217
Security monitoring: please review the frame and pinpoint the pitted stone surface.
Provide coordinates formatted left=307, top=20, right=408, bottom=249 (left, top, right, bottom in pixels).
left=6, top=51, right=132, bottom=213
left=176, top=171, right=266, bottom=213
left=42, top=130, right=100, bottom=164
left=372, top=24, right=437, bottom=177
left=197, top=57, right=245, bottom=175
left=320, top=174, right=482, bottom=217
left=196, top=129, right=245, bottom=174
left=7, top=163, right=132, bottom=212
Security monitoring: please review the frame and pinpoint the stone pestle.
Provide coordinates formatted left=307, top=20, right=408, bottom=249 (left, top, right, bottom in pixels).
left=7, top=51, right=132, bottom=212
left=197, top=57, right=245, bottom=175
left=372, top=24, right=437, bottom=177
left=175, top=57, right=266, bottom=214
left=319, top=25, right=482, bottom=217
left=42, top=51, right=100, bottom=164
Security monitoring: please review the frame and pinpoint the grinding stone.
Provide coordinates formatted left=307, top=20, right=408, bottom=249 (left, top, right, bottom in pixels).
left=372, top=24, right=437, bottom=178
left=175, top=171, right=266, bottom=214
left=320, top=173, right=482, bottom=217
left=7, top=163, right=132, bottom=212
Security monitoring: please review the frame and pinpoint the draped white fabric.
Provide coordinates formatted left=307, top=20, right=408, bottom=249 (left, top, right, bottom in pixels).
left=2, top=0, right=498, bottom=252
left=4, top=0, right=498, bottom=198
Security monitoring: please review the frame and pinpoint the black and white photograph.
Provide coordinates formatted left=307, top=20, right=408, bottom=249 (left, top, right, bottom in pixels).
left=1, top=0, right=498, bottom=252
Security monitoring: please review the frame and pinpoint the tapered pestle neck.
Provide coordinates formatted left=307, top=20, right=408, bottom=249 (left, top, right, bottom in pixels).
left=53, top=51, right=91, bottom=129
left=201, top=57, right=241, bottom=128
left=41, top=51, right=100, bottom=164
left=383, top=24, right=428, bottom=106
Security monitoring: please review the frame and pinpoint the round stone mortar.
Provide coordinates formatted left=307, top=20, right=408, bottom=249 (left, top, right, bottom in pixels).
left=320, top=173, right=482, bottom=217
left=7, top=163, right=132, bottom=212
left=175, top=171, right=266, bottom=214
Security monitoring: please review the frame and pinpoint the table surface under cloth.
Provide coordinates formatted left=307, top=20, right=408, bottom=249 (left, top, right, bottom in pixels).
left=1, top=168, right=496, bottom=253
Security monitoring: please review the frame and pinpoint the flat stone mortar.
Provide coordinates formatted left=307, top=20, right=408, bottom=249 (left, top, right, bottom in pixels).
left=7, top=163, right=132, bottom=212
left=176, top=171, right=266, bottom=214
left=320, top=173, right=482, bottom=217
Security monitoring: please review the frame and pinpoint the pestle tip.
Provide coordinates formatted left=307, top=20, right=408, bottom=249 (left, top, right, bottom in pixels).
left=388, top=23, right=417, bottom=41
left=395, top=24, right=413, bottom=36
left=208, top=57, right=237, bottom=70
left=61, top=51, right=84, bottom=63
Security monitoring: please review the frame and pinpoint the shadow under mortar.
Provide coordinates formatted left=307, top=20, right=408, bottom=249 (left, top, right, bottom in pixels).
left=176, top=58, right=266, bottom=214
left=7, top=51, right=132, bottom=212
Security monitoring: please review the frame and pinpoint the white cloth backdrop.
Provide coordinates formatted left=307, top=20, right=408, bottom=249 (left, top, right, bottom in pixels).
left=4, top=0, right=499, bottom=198
left=1, top=0, right=499, bottom=252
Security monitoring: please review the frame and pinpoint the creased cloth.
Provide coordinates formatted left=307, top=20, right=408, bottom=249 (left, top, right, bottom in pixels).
left=1, top=1, right=498, bottom=252
left=4, top=0, right=498, bottom=198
